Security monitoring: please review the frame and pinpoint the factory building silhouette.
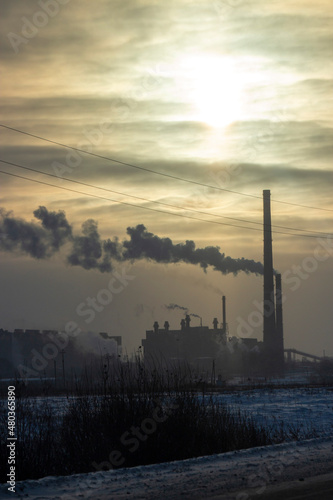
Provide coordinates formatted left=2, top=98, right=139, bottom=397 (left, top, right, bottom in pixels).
left=142, top=190, right=285, bottom=376
left=2, top=189, right=326, bottom=382
left=142, top=298, right=228, bottom=366
left=0, top=329, right=122, bottom=381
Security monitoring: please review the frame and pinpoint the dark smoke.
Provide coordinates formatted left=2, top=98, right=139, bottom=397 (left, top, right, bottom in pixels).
left=67, top=219, right=112, bottom=272
left=0, top=206, right=71, bottom=259
left=190, top=313, right=201, bottom=319
left=0, top=208, right=264, bottom=276
left=123, top=224, right=264, bottom=275
left=165, top=305, right=201, bottom=321
left=165, top=303, right=189, bottom=313
left=33, top=206, right=72, bottom=250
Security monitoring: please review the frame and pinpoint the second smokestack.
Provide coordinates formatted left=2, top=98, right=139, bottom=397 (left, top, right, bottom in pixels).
left=275, top=273, right=284, bottom=364
left=222, top=295, right=226, bottom=334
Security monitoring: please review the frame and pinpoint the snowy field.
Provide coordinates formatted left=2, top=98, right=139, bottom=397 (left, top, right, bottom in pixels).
left=9, top=386, right=332, bottom=436
left=212, top=387, right=333, bottom=437
left=1, top=386, right=333, bottom=499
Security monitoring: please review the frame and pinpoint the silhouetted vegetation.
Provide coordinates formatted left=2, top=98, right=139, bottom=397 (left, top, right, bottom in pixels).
left=0, top=357, right=324, bottom=482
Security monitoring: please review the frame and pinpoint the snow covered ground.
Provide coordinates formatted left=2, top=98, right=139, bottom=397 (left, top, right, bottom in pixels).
left=56, top=386, right=333, bottom=436
left=1, top=437, right=333, bottom=499
left=1, top=386, right=332, bottom=499
left=212, top=387, right=333, bottom=437
left=6, top=386, right=333, bottom=435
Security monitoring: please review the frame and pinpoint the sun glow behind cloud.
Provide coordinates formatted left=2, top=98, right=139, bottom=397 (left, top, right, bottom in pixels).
left=177, top=55, right=243, bottom=128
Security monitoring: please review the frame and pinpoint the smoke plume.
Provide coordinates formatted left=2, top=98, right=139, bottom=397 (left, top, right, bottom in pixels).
left=122, top=224, right=264, bottom=275
left=0, top=207, right=264, bottom=276
left=33, top=206, right=72, bottom=250
left=67, top=219, right=112, bottom=272
left=165, top=305, right=202, bottom=323
left=165, top=303, right=189, bottom=313
left=0, top=206, right=71, bottom=259
left=76, top=331, right=118, bottom=357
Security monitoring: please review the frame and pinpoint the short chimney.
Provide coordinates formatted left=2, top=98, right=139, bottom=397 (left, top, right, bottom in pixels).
left=153, top=321, right=159, bottom=334
left=164, top=320, right=170, bottom=331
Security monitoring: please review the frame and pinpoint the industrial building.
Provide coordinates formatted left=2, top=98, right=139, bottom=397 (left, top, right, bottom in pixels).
left=2, top=190, right=328, bottom=383
left=0, top=329, right=121, bottom=381
left=142, top=298, right=228, bottom=367
left=141, top=189, right=286, bottom=377
left=142, top=294, right=267, bottom=379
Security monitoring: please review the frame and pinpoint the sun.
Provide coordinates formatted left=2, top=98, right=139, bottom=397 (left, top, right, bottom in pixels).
left=181, top=55, right=242, bottom=128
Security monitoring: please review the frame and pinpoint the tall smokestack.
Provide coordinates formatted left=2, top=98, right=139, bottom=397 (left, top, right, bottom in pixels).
left=263, top=190, right=276, bottom=348
left=222, top=295, right=226, bottom=334
left=275, top=273, right=284, bottom=364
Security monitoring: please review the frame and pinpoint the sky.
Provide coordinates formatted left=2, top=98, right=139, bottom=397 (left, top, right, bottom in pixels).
left=0, top=0, right=332, bottom=357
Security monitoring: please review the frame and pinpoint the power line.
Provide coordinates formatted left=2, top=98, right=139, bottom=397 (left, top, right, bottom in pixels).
left=0, top=168, right=326, bottom=239
left=0, top=159, right=261, bottom=225
left=1, top=124, right=258, bottom=197
left=0, top=158, right=329, bottom=237
left=1, top=123, right=332, bottom=213
left=0, top=169, right=263, bottom=231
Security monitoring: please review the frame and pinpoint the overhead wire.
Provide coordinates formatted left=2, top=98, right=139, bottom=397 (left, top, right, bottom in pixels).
left=1, top=123, right=332, bottom=213
left=0, top=167, right=328, bottom=239
left=0, top=158, right=329, bottom=237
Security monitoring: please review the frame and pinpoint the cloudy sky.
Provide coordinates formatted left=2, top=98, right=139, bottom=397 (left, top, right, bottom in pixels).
left=0, top=0, right=332, bottom=357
